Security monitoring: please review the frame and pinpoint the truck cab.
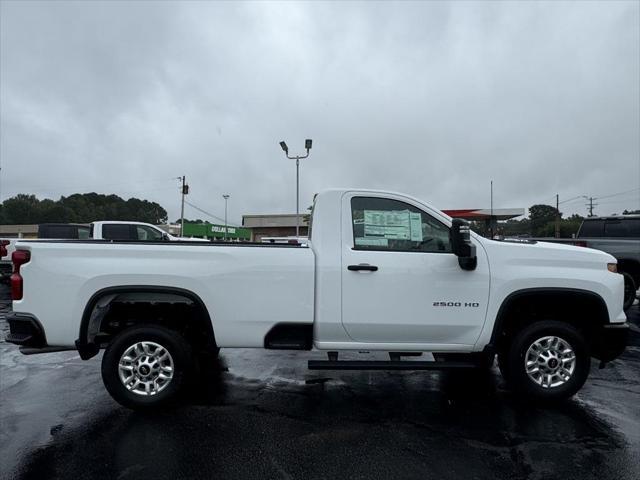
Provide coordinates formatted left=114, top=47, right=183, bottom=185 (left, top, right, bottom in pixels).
left=91, top=221, right=173, bottom=241
left=311, top=189, right=489, bottom=350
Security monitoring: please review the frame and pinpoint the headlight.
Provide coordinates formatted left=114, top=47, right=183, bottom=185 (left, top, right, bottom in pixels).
left=607, top=263, right=618, bottom=273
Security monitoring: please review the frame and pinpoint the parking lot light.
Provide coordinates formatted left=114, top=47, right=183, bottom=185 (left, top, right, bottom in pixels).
left=279, top=139, right=313, bottom=238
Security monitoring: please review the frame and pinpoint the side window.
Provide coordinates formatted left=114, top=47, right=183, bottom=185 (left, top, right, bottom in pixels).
left=579, top=220, right=604, bottom=237
left=627, top=219, right=640, bottom=238
left=351, top=197, right=452, bottom=253
left=77, top=227, right=90, bottom=239
left=604, top=219, right=640, bottom=238
left=604, top=221, right=625, bottom=237
left=136, top=226, right=163, bottom=241
left=102, top=224, right=133, bottom=240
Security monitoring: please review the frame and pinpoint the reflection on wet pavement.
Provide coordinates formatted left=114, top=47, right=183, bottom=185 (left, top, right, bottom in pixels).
left=1, top=288, right=639, bottom=480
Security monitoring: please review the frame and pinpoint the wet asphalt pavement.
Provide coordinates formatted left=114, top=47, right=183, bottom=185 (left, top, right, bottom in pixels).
left=1, top=287, right=639, bottom=480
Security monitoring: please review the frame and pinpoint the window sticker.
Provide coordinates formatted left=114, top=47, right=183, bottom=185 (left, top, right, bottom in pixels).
left=409, top=212, right=423, bottom=242
left=362, top=210, right=422, bottom=242
left=355, top=237, right=389, bottom=247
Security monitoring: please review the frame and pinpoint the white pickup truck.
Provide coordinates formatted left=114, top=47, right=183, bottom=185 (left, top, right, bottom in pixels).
left=6, top=189, right=628, bottom=409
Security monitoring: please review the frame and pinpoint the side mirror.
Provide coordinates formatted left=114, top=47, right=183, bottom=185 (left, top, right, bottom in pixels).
left=451, top=219, right=477, bottom=271
left=162, top=233, right=171, bottom=241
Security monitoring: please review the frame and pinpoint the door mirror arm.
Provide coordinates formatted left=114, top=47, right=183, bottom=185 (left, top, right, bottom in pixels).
left=450, top=219, right=477, bottom=271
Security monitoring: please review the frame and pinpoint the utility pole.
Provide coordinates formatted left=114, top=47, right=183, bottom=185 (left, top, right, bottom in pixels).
left=223, top=194, right=230, bottom=240
left=555, top=194, right=560, bottom=238
left=279, top=139, right=313, bottom=238
left=178, top=176, right=188, bottom=236
left=585, top=196, right=597, bottom=217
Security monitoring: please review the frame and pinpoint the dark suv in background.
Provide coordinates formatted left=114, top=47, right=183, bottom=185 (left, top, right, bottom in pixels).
left=577, top=215, right=640, bottom=310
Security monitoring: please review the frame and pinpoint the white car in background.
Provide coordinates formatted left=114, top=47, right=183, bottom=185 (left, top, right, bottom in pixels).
left=90, top=221, right=209, bottom=242
left=1, top=221, right=207, bottom=278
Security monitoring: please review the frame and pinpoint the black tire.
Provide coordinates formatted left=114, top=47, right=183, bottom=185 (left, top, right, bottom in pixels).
left=505, top=320, right=590, bottom=401
left=101, top=325, right=194, bottom=409
left=622, top=272, right=637, bottom=311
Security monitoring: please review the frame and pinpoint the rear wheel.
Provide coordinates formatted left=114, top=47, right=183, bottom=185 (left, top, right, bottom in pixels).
left=101, top=325, right=194, bottom=409
left=505, top=320, right=590, bottom=401
left=622, top=272, right=637, bottom=311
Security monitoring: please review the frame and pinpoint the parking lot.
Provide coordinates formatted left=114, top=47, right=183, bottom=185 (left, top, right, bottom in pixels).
left=1, top=286, right=638, bottom=480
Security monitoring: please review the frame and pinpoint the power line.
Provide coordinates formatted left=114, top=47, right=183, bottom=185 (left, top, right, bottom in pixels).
left=594, top=187, right=640, bottom=200
left=559, top=195, right=584, bottom=204
left=184, top=200, right=241, bottom=227
left=596, top=195, right=640, bottom=206
left=534, top=188, right=640, bottom=217
left=538, top=188, right=639, bottom=208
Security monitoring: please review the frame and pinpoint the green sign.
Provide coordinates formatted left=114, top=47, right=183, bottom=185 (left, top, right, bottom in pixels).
left=182, top=222, right=251, bottom=240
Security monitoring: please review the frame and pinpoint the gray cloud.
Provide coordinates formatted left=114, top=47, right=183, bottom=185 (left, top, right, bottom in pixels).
left=1, top=0, right=638, bottom=223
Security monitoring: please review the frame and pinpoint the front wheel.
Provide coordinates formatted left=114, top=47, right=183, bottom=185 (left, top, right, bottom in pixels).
left=505, top=321, right=590, bottom=401
left=101, top=325, right=194, bottom=409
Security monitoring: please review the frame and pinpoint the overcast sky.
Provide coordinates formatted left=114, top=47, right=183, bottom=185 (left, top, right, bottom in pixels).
left=1, top=0, right=639, bottom=224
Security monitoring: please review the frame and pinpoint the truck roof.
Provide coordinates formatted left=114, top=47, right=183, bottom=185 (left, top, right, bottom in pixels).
left=582, top=215, right=640, bottom=221
left=92, top=221, right=160, bottom=226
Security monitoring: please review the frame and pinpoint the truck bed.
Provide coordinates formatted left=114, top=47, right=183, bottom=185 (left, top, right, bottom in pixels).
left=13, top=240, right=315, bottom=348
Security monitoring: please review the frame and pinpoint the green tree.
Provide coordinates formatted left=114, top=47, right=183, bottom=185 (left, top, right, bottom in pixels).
left=560, top=214, right=584, bottom=238
left=0, top=194, right=42, bottom=224
left=529, top=204, right=558, bottom=237
left=0, top=193, right=168, bottom=225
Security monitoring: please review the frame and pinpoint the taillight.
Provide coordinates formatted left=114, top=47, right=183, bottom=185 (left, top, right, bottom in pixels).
left=11, top=250, right=30, bottom=301
left=0, top=240, right=9, bottom=258
left=572, top=241, right=588, bottom=247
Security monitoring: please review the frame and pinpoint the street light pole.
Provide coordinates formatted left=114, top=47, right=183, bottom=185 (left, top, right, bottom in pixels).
left=279, top=139, right=312, bottom=238
left=295, top=157, right=300, bottom=237
left=223, top=194, right=230, bottom=240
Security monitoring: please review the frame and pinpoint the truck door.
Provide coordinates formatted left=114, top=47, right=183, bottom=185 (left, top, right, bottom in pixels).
left=340, top=193, right=490, bottom=347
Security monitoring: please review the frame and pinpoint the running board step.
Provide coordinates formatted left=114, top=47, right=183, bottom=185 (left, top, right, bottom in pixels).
left=308, top=360, right=478, bottom=371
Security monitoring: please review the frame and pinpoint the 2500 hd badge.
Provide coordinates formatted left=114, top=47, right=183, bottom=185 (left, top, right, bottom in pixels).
left=433, top=301, right=480, bottom=307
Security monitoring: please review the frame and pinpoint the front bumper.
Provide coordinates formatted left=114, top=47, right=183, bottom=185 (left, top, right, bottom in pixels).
left=6, top=312, right=47, bottom=348
left=591, top=322, right=629, bottom=362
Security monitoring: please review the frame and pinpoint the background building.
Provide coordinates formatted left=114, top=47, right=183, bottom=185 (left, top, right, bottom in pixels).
left=0, top=224, right=38, bottom=238
left=442, top=208, right=525, bottom=236
left=182, top=222, right=251, bottom=241
left=242, top=214, right=309, bottom=242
